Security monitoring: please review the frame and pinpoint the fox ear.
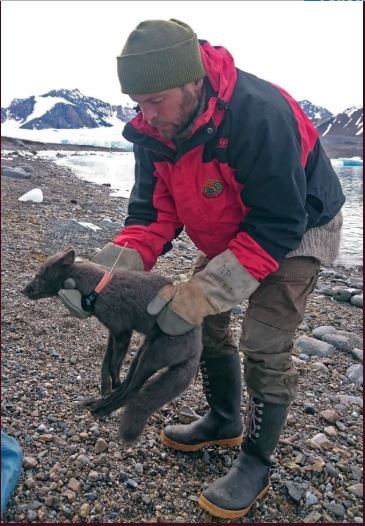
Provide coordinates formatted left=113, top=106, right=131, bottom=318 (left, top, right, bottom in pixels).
left=61, top=247, right=76, bottom=266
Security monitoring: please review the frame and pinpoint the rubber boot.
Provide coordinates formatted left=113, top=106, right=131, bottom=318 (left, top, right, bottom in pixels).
left=160, top=353, right=243, bottom=451
left=198, top=397, right=289, bottom=519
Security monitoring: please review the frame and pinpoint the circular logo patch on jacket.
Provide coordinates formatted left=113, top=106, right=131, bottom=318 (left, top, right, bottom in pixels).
left=202, top=179, right=224, bottom=198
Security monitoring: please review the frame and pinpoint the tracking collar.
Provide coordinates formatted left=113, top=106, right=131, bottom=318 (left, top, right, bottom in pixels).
left=81, top=271, right=113, bottom=312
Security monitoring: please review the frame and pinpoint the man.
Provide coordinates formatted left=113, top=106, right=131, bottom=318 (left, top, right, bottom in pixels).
left=60, top=19, right=345, bottom=519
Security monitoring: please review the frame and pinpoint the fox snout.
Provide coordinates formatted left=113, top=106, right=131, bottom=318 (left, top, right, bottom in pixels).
left=22, top=281, right=39, bottom=299
left=22, top=277, right=52, bottom=300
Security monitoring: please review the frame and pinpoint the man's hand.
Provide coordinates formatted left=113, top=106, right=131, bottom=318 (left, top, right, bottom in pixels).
left=58, top=244, right=144, bottom=318
left=147, top=249, right=260, bottom=335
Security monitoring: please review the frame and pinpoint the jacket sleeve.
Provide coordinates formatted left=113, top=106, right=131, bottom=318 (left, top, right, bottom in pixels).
left=227, top=104, right=309, bottom=281
left=112, top=145, right=183, bottom=270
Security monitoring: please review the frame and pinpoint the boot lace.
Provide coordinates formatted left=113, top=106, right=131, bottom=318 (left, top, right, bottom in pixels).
left=245, top=397, right=264, bottom=443
left=200, top=360, right=212, bottom=399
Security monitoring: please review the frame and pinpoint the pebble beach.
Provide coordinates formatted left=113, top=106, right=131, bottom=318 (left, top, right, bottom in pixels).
left=1, top=137, right=363, bottom=523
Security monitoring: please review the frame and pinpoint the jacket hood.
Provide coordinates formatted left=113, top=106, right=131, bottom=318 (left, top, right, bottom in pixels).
left=125, top=41, right=237, bottom=144
left=199, top=40, right=237, bottom=105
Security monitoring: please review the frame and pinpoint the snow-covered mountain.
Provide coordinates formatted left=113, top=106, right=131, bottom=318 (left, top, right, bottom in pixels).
left=0, top=89, right=362, bottom=154
left=316, top=106, right=363, bottom=138
left=1, top=89, right=136, bottom=130
left=298, top=100, right=333, bottom=127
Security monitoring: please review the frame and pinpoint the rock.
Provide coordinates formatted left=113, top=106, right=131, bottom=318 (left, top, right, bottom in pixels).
left=76, top=454, right=90, bottom=465
left=89, top=425, right=100, bottom=436
left=298, top=353, right=309, bottom=361
left=284, top=480, right=309, bottom=503
left=349, top=278, right=363, bottom=289
left=84, top=492, right=97, bottom=502
left=24, top=477, right=36, bottom=489
left=291, top=356, right=305, bottom=366
left=125, top=479, right=139, bottom=489
left=325, top=463, right=340, bottom=478
left=26, top=510, right=37, bottom=521
left=79, top=503, right=91, bottom=518
left=94, top=437, right=108, bottom=453
left=351, top=348, right=363, bottom=362
left=319, top=409, right=340, bottom=423
left=87, top=470, right=99, bottom=481
left=346, top=364, right=363, bottom=385
left=324, top=426, right=337, bottom=437
left=292, top=452, right=306, bottom=466
left=37, top=423, right=48, bottom=432
left=44, top=496, right=61, bottom=508
left=311, top=457, right=325, bottom=472
left=68, top=477, right=81, bottom=493
left=324, top=502, right=345, bottom=519
left=312, top=326, right=337, bottom=339
left=49, top=463, right=61, bottom=481
left=303, top=402, right=316, bottom=414
left=2, top=166, right=31, bottom=179
left=177, top=405, right=200, bottom=424
left=295, top=335, right=335, bottom=357
left=350, top=465, right=363, bottom=481
left=305, top=491, right=318, bottom=506
left=298, top=321, right=311, bottom=331
left=321, top=334, right=352, bottom=353
left=337, top=331, right=363, bottom=349
left=332, top=287, right=353, bottom=302
left=310, top=362, right=329, bottom=376
left=337, top=394, right=363, bottom=408
left=303, top=510, right=322, bottom=523
left=134, top=463, right=144, bottom=475
left=347, top=484, right=363, bottom=497
left=308, top=433, right=331, bottom=450
left=39, top=433, right=53, bottom=442
left=62, top=489, right=76, bottom=502
left=350, top=294, right=363, bottom=308
left=23, top=456, right=38, bottom=469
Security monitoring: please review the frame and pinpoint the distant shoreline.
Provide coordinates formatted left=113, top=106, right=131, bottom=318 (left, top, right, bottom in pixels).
left=1, top=135, right=128, bottom=153
left=1, top=134, right=363, bottom=160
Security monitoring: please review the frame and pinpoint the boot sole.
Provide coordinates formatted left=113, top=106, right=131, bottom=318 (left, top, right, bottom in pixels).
left=160, top=430, right=243, bottom=452
left=198, top=483, right=270, bottom=519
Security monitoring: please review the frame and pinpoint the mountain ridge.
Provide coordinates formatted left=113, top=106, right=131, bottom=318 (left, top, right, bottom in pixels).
left=1, top=89, right=363, bottom=157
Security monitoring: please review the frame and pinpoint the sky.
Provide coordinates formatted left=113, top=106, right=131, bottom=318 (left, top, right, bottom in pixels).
left=1, top=1, right=363, bottom=114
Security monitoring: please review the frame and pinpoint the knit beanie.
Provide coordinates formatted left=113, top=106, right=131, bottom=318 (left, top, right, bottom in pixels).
left=117, top=19, right=206, bottom=94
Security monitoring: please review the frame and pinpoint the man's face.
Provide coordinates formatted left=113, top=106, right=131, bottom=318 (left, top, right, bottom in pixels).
left=130, top=80, right=203, bottom=140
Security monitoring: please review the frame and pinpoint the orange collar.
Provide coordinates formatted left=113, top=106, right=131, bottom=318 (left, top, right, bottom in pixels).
left=81, top=270, right=113, bottom=312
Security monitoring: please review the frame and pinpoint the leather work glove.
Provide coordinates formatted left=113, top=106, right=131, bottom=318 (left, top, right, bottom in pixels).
left=58, top=244, right=144, bottom=319
left=147, top=249, right=260, bottom=336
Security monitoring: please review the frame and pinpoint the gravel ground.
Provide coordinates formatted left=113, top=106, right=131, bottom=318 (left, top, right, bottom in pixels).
left=1, top=138, right=363, bottom=523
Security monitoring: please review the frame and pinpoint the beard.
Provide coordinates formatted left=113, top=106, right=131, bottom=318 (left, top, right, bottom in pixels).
left=151, top=87, right=202, bottom=140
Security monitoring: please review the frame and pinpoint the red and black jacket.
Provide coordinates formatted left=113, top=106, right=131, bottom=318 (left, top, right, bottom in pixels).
left=113, top=41, right=345, bottom=281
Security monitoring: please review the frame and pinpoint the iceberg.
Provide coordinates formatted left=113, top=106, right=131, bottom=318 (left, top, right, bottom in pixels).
left=331, top=157, right=363, bottom=168
left=340, top=157, right=363, bottom=167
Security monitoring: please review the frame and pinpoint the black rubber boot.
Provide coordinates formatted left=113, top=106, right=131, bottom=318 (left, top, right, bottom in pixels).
left=198, top=397, right=289, bottom=519
left=160, top=353, right=243, bottom=451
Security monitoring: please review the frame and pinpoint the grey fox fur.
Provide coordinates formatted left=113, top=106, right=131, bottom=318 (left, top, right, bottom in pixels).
left=22, top=247, right=203, bottom=443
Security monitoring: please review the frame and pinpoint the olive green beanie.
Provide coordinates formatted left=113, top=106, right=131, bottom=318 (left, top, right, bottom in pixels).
left=117, top=19, right=206, bottom=94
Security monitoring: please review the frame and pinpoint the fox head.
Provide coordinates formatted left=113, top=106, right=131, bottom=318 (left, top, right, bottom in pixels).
left=22, top=247, right=76, bottom=299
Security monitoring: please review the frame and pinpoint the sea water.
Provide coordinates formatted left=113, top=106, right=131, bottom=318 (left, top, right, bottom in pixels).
left=36, top=150, right=363, bottom=267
